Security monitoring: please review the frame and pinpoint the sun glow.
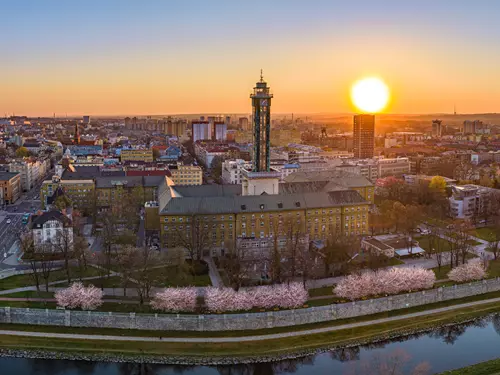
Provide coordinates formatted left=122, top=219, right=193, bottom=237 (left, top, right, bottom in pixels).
left=351, top=77, right=389, bottom=113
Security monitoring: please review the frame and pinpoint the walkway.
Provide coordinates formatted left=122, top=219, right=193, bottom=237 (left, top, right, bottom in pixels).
left=204, top=256, right=223, bottom=287
left=0, top=295, right=499, bottom=343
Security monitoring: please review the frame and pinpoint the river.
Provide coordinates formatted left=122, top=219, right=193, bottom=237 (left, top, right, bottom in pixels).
left=3, top=315, right=500, bottom=375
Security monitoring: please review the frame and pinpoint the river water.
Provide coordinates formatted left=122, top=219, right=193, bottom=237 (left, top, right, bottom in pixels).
left=3, top=315, right=500, bottom=375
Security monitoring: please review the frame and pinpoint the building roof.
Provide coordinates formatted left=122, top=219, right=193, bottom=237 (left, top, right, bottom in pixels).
left=31, top=210, right=72, bottom=229
left=61, top=166, right=100, bottom=180
left=0, top=172, right=20, bottom=181
left=95, top=175, right=164, bottom=189
left=161, top=186, right=367, bottom=215
left=283, top=170, right=373, bottom=188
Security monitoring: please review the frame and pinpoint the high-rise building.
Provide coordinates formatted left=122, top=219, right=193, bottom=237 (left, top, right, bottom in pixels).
left=214, top=122, right=227, bottom=141
left=238, top=117, right=249, bottom=131
left=82, top=115, right=90, bottom=124
left=432, top=119, right=442, bottom=137
left=462, top=120, right=484, bottom=134
left=251, top=71, right=272, bottom=172
left=191, top=121, right=211, bottom=142
left=353, top=114, right=375, bottom=159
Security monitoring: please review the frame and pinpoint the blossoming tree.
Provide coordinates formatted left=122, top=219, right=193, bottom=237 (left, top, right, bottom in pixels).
left=448, top=259, right=487, bottom=283
left=55, top=282, right=103, bottom=310
left=151, top=287, right=198, bottom=312
left=334, top=267, right=435, bottom=300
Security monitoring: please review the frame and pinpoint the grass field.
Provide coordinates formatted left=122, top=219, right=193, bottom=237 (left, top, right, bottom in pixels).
left=0, top=266, right=101, bottom=290
left=469, top=227, right=500, bottom=242
left=438, top=358, right=500, bottom=375
left=415, top=235, right=452, bottom=253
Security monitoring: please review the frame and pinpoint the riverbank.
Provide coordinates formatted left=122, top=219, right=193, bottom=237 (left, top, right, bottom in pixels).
left=437, top=357, right=500, bottom=375
left=0, top=299, right=499, bottom=365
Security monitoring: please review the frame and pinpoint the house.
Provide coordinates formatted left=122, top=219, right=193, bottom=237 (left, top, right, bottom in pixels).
left=31, top=211, right=73, bottom=251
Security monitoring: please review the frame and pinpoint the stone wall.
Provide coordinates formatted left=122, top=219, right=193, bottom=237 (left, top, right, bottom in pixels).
left=0, top=278, right=499, bottom=331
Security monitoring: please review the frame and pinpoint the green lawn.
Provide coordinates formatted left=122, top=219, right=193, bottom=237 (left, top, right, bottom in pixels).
left=438, top=358, right=500, bottom=375
left=308, top=286, right=334, bottom=298
left=470, top=227, right=500, bottom=242
left=133, top=266, right=211, bottom=287
left=415, top=235, right=452, bottom=253
left=0, top=266, right=101, bottom=290
left=433, top=258, right=500, bottom=280
left=0, top=291, right=55, bottom=298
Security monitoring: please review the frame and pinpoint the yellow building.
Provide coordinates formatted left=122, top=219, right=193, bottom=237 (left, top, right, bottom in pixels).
left=41, top=176, right=95, bottom=210
left=157, top=180, right=370, bottom=255
left=120, top=149, right=154, bottom=163
left=169, top=164, right=203, bottom=186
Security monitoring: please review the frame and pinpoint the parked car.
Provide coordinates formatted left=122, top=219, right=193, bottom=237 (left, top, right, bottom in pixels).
left=6, top=219, right=11, bottom=224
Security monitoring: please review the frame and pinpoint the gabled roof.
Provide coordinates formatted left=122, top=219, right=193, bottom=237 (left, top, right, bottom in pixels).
left=31, top=210, right=72, bottom=229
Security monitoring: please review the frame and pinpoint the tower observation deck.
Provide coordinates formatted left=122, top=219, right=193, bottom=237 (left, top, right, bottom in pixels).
left=250, top=70, right=273, bottom=172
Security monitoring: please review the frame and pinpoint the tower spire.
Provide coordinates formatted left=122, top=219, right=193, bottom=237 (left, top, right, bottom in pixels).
left=260, top=69, right=264, bottom=82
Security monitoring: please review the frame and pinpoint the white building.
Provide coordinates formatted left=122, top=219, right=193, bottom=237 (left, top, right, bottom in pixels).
left=222, top=159, right=300, bottom=184
left=9, top=159, right=46, bottom=192
left=449, top=184, right=499, bottom=219
left=192, top=122, right=211, bottom=142
left=31, top=211, right=74, bottom=251
left=377, top=157, right=411, bottom=177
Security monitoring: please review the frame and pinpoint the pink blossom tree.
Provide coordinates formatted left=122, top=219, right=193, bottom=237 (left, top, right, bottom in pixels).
left=334, top=267, right=436, bottom=300
left=205, top=282, right=308, bottom=312
left=55, top=282, right=103, bottom=310
left=448, top=259, right=487, bottom=283
left=151, top=287, right=198, bottom=312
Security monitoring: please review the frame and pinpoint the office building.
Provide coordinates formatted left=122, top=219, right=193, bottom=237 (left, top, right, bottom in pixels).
left=353, top=114, right=375, bottom=159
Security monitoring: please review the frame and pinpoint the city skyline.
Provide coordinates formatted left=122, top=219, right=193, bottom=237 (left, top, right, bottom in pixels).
left=3, top=0, right=500, bottom=116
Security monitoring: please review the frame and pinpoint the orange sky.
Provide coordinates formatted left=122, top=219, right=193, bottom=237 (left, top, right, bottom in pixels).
left=3, top=1, right=500, bottom=116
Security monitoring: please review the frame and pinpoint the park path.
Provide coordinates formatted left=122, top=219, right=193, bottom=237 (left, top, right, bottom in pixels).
left=0, top=295, right=498, bottom=343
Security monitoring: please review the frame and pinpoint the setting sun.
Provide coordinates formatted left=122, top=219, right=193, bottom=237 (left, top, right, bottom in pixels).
left=351, top=77, right=390, bottom=113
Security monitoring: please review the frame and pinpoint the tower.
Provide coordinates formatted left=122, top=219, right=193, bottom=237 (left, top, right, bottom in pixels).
left=353, top=114, right=375, bottom=159
left=251, top=70, right=273, bottom=172
left=73, top=123, right=80, bottom=145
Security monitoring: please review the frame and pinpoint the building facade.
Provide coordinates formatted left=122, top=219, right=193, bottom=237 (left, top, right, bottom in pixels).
left=353, top=114, right=375, bottom=159
left=120, top=149, right=154, bottom=163
left=0, top=172, right=21, bottom=205
left=31, top=211, right=73, bottom=250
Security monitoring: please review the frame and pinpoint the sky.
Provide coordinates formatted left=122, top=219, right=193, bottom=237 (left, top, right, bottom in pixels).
left=2, top=0, right=500, bottom=116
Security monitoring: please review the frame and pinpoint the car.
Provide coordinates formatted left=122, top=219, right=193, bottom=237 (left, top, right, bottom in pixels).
left=6, top=219, right=11, bottom=224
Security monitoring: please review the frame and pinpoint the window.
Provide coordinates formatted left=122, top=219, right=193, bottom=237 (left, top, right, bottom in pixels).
left=221, top=216, right=224, bottom=220
left=277, top=202, right=283, bottom=208
left=179, top=218, right=183, bottom=222
left=172, top=218, right=176, bottom=222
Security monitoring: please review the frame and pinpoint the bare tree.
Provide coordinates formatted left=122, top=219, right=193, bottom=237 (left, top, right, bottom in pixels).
left=221, top=239, right=252, bottom=291
left=18, top=232, right=41, bottom=293
left=52, top=227, right=74, bottom=283
left=98, top=210, right=119, bottom=279
left=427, top=226, right=446, bottom=272
left=37, top=244, right=55, bottom=292
left=322, top=231, right=361, bottom=277
left=73, top=236, right=90, bottom=280
left=173, top=217, right=210, bottom=262
left=133, top=246, right=160, bottom=305
left=284, top=217, right=305, bottom=282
